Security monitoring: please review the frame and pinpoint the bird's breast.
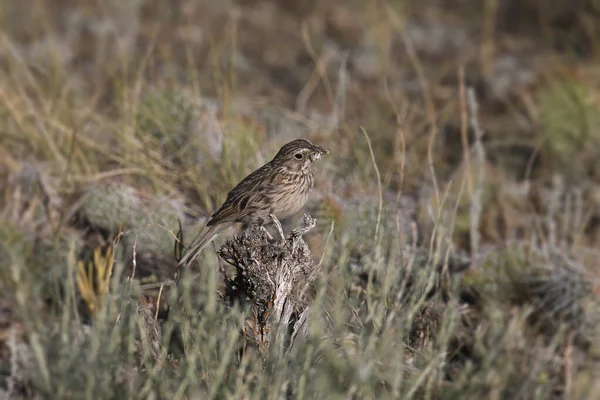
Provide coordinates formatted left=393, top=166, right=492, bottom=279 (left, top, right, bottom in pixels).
left=270, top=171, right=313, bottom=219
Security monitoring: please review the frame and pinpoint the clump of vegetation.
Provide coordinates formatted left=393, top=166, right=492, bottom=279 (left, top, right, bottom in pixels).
left=76, top=245, right=116, bottom=315
left=539, top=78, right=600, bottom=178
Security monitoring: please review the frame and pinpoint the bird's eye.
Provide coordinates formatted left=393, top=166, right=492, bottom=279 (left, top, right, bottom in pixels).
left=294, top=153, right=304, bottom=160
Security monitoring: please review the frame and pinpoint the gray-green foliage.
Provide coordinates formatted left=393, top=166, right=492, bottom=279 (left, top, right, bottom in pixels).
left=78, top=184, right=142, bottom=234
left=540, top=80, right=600, bottom=175
left=3, top=198, right=600, bottom=400
left=78, top=184, right=188, bottom=263
left=125, top=198, right=185, bottom=259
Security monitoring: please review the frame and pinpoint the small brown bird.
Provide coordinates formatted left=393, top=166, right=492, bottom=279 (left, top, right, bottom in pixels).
left=177, top=138, right=328, bottom=268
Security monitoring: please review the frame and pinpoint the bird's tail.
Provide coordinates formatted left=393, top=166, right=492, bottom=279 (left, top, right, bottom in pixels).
left=176, top=223, right=230, bottom=268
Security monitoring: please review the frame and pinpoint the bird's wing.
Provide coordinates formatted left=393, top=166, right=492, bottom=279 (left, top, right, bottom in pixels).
left=207, top=163, right=275, bottom=226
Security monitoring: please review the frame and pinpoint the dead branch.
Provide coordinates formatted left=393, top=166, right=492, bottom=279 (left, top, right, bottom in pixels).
left=218, top=214, right=320, bottom=358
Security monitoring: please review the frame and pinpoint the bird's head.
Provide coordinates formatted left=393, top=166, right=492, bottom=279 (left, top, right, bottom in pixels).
left=272, top=138, right=329, bottom=173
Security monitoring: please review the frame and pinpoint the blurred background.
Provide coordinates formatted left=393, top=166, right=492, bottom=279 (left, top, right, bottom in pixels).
left=2, top=0, right=600, bottom=236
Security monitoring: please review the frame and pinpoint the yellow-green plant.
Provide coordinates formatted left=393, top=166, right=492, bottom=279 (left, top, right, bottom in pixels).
left=75, top=246, right=115, bottom=314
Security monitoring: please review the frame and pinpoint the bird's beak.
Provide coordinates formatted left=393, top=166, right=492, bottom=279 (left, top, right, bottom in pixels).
left=317, top=146, right=329, bottom=155
left=311, top=146, right=328, bottom=161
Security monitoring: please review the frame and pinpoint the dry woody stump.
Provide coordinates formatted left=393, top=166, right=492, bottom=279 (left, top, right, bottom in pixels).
left=215, top=214, right=320, bottom=357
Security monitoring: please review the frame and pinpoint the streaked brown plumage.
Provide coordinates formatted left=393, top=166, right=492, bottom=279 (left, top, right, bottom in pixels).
left=177, top=138, right=328, bottom=268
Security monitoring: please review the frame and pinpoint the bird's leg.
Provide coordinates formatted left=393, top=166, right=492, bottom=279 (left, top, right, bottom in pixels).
left=251, top=217, right=274, bottom=240
left=268, top=213, right=286, bottom=244
left=260, top=225, right=275, bottom=240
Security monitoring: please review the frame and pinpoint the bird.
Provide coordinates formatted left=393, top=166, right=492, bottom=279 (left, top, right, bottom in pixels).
left=176, top=138, right=329, bottom=268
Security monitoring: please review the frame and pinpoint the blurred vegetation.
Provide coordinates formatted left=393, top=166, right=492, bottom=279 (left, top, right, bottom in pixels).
left=1, top=0, right=600, bottom=399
